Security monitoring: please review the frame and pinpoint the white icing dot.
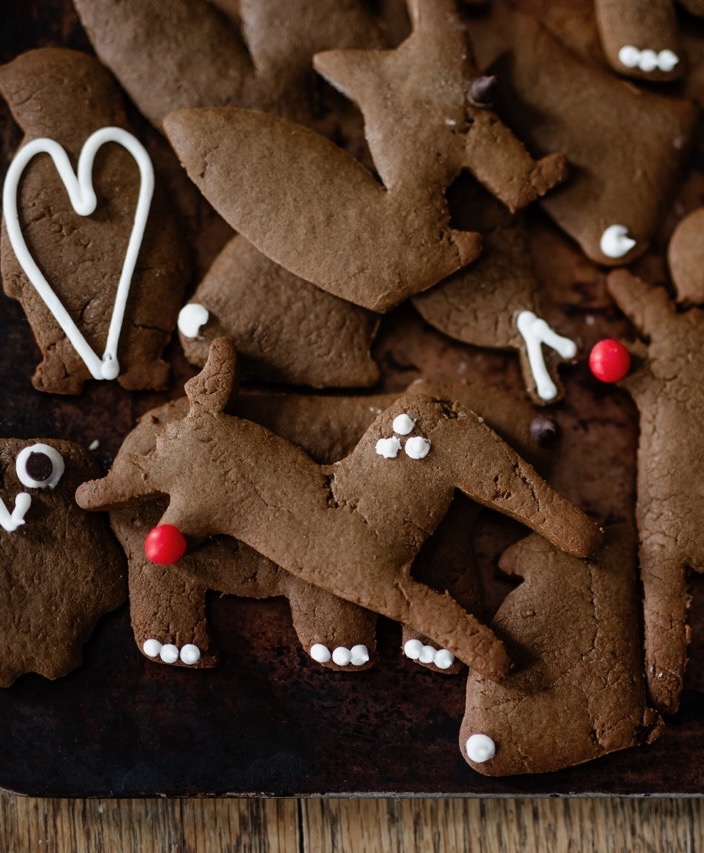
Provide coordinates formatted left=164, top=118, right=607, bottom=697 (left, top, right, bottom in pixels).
left=639, top=48, right=658, bottom=72
left=618, top=45, right=640, bottom=68
left=178, top=303, right=210, bottom=339
left=600, top=225, right=636, bottom=259
left=375, top=436, right=401, bottom=458
left=404, top=436, right=431, bottom=459
left=404, top=639, right=423, bottom=660
left=180, top=644, right=201, bottom=665
left=143, top=638, right=162, bottom=658
left=350, top=644, right=370, bottom=666
left=332, top=646, right=352, bottom=666
left=159, top=644, right=179, bottom=664
left=434, top=649, right=455, bottom=670
left=657, top=49, right=679, bottom=72
left=466, top=733, right=496, bottom=763
left=100, top=355, right=120, bottom=380
left=419, top=645, right=436, bottom=664
left=392, top=413, right=415, bottom=435
left=310, top=643, right=331, bottom=663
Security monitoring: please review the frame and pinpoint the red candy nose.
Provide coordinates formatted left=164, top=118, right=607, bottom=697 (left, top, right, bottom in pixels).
left=144, top=524, right=187, bottom=565
left=589, top=339, right=631, bottom=383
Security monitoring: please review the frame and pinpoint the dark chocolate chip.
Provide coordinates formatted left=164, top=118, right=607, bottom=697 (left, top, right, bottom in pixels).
left=530, top=415, right=561, bottom=448
left=24, top=451, right=53, bottom=482
left=469, top=75, right=498, bottom=107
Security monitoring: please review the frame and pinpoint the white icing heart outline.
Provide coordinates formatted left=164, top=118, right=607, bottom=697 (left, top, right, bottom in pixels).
left=2, top=127, right=154, bottom=380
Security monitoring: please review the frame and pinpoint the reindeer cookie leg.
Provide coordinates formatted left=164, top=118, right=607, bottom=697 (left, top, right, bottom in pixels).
left=402, top=497, right=483, bottom=675
left=640, top=538, right=691, bottom=714
left=286, top=579, right=377, bottom=670
left=595, top=0, right=682, bottom=82
left=130, top=560, right=215, bottom=668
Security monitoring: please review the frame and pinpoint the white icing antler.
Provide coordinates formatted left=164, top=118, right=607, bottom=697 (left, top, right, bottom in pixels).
left=0, top=493, right=31, bottom=533
left=2, top=127, right=154, bottom=381
left=516, top=310, right=577, bottom=402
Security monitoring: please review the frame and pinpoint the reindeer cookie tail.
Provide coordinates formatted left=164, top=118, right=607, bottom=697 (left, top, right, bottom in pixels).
left=185, top=336, right=238, bottom=415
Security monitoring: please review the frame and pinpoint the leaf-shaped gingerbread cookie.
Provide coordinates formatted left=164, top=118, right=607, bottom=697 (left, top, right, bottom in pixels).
left=164, top=0, right=567, bottom=312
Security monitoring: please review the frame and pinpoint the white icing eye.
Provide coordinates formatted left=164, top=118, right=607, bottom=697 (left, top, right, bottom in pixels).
left=404, top=436, right=431, bottom=459
left=15, top=444, right=65, bottom=489
left=376, top=436, right=401, bottom=458
left=392, top=413, right=415, bottom=435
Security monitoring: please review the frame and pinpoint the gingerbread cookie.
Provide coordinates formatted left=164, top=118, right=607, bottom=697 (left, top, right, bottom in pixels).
left=73, top=0, right=386, bottom=129
left=0, top=439, right=125, bottom=686
left=112, top=378, right=556, bottom=674
left=494, top=13, right=697, bottom=266
left=0, top=48, right=190, bottom=394
left=77, top=338, right=601, bottom=681
left=75, top=0, right=385, bottom=388
left=667, top=207, right=704, bottom=306
left=412, top=183, right=578, bottom=404
left=178, top=236, right=380, bottom=388
left=112, top=397, right=379, bottom=671
left=595, top=0, right=704, bottom=82
left=164, top=0, right=568, bottom=312
left=460, top=526, right=662, bottom=776
left=607, top=264, right=704, bottom=714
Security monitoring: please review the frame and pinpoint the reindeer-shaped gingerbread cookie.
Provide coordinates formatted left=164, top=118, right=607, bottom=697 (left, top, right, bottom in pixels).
left=109, top=381, right=555, bottom=673
left=77, top=338, right=600, bottom=681
left=164, top=0, right=567, bottom=312
left=605, top=208, right=704, bottom=713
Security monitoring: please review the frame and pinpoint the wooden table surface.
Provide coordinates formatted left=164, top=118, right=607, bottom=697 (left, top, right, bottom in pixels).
left=1, top=795, right=701, bottom=851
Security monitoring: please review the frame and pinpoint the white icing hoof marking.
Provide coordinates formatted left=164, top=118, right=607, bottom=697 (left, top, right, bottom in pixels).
left=600, top=224, right=636, bottom=259
left=466, top=733, right=496, bottom=763
left=178, top=303, right=210, bottom=339
left=618, top=45, right=640, bottom=68
left=392, top=413, right=415, bottom=435
left=143, top=638, right=162, bottom=658
left=419, top=645, right=436, bottom=664
left=617, top=45, right=679, bottom=73
left=434, top=649, right=455, bottom=670
left=180, top=644, right=201, bottom=665
left=310, top=643, right=331, bottom=664
left=404, top=436, right=431, bottom=459
left=404, top=639, right=423, bottom=660
left=639, top=48, right=658, bottom=72
left=657, top=49, right=679, bottom=72
left=376, top=436, right=401, bottom=459
left=159, top=643, right=179, bottom=664
left=332, top=647, right=352, bottom=666
left=350, top=644, right=370, bottom=666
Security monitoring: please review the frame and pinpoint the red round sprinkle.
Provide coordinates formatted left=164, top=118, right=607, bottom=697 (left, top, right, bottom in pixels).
left=144, top=524, right=187, bottom=565
left=588, top=339, right=631, bottom=383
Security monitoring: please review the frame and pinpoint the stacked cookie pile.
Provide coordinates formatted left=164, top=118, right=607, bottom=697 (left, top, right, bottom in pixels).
left=1, top=0, right=703, bottom=780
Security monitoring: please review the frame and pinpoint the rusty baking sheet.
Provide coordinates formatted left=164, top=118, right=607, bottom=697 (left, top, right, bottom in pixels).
left=0, top=0, right=702, bottom=797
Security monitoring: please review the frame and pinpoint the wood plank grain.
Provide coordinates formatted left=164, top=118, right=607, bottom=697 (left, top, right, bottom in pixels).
left=300, top=798, right=703, bottom=853
left=0, top=794, right=299, bottom=853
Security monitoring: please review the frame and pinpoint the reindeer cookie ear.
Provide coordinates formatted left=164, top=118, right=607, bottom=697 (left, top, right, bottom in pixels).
left=185, top=337, right=238, bottom=415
